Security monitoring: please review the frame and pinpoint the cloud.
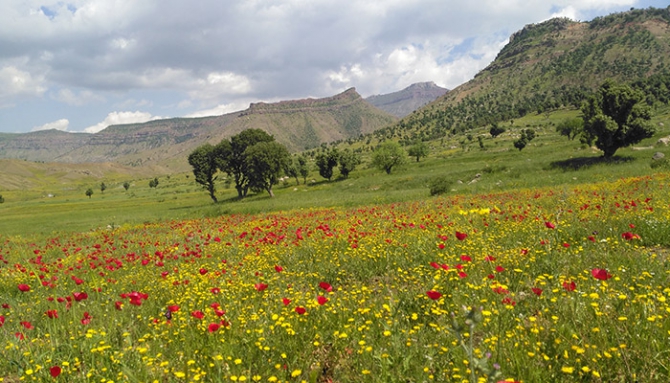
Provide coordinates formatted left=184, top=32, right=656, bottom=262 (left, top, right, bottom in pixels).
left=31, top=118, right=69, bottom=132
left=51, top=88, right=105, bottom=106
left=83, top=111, right=161, bottom=133
left=185, top=100, right=255, bottom=118
left=0, top=65, right=46, bottom=99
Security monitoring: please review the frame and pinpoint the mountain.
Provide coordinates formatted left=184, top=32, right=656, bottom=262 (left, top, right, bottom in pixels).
left=381, top=7, right=670, bottom=142
left=365, top=82, right=449, bottom=117
left=0, top=88, right=396, bottom=171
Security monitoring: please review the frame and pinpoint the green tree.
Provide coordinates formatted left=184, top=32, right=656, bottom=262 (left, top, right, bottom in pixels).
left=100, top=182, right=107, bottom=194
left=513, top=129, right=535, bottom=151
left=372, top=141, right=407, bottom=174
left=338, top=149, right=361, bottom=178
left=85, top=188, right=93, bottom=199
left=296, top=155, right=310, bottom=184
left=188, top=143, right=219, bottom=203
left=149, top=178, right=159, bottom=188
left=244, top=141, right=291, bottom=197
left=0, top=194, right=4, bottom=203
left=217, top=129, right=274, bottom=198
left=556, top=118, right=583, bottom=140
left=407, top=142, right=429, bottom=162
left=489, top=123, right=506, bottom=138
left=123, top=182, right=130, bottom=191
left=581, top=80, right=654, bottom=157
left=315, top=148, right=339, bottom=181
left=283, top=158, right=300, bottom=185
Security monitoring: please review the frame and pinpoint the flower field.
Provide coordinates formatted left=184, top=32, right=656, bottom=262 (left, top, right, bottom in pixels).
left=2, top=174, right=670, bottom=382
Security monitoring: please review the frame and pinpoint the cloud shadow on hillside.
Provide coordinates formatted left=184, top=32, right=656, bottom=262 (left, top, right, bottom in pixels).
left=548, top=156, right=635, bottom=171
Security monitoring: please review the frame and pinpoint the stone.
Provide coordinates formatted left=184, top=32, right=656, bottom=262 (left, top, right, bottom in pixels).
left=652, top=152, right=665, bottom=161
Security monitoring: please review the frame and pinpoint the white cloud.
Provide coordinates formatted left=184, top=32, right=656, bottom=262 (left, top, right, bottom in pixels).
left=83, top=111, right=161, bottom=133
left=185, top=101, right=253, bottom=118
left=51, top=88, right=105, bottom=106
left=0, top=66, right=46, bottom=99
left=31, top=118, right=69, bottom=132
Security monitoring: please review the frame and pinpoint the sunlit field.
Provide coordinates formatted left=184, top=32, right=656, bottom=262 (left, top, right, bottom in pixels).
left=1, top=173, right=670, bottom=382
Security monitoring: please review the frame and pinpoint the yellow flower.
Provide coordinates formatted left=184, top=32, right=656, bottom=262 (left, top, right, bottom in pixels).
left=291, top=369, right=302, bottom=378
left=561, top=366, right=574, bottom=374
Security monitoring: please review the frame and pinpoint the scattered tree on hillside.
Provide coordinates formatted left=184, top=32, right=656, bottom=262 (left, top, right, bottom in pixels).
left=0, top=194, right=4, bottom=203
left=217, top=129, right=275, bottom=198
left=513, top=129, right=536, bottom=151
left=372, top=141, right=407, bottom=174
left=100, top=182, right=107, bottom=194
left=244, top=141, right=291, bottom=197
left=283, top=158, right=300, bottom=185
left=338, top=149, right=361, bottom=178
left=123, top=182, right=130, bottom=191
left=556, top=118, right=584, bottom=140
left=581, top=80, right=654, bottom=157
left=188, top=143, right=219, bottom=203
left=296, top=155, right=310, bottom=184
left=489, top=123, right=506, bottom=138
left=149, top=178, right=159, bottom=188
left=315, top=148, right=339, bottom=181
left=85, top=188, right=93, bottom=199
left=407, top=141, right=429, bottom=162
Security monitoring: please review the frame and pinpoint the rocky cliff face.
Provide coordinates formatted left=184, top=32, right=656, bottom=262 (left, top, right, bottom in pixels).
left=365, top=82, right=449, bottom=117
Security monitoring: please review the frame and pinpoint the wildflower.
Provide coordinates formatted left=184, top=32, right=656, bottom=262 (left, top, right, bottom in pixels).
left=199, top=268, right=208, bottom=275
left=426, top=290, right=442, bottom=300
left=114, top=301, right=123, bottom=310
left=317, top=296, right=328, bottom=305
left=455, top=231, right=467, bottom=241
left=295, top=306, right=306, bottom=315
left=545, top=221, right=555, bottom=229
left=591, top=268, right=612, bottom=281
left=81, top=312, right=92, bottom=325
left=254, top=283, right=268, bottom=292
left=562, top=281, right=576, bottom=291
left=208, top=323, right=221, bottom=332
left=282, top=298, right=292, bottom=306
left=167, top=305, right=180, bottom=313
left=191, top=310, right=205, bottom=320
left=18, top=284, right=31, bottom=292
left=50, top=365, right=62, bottom=377
left=319, top=282, right=333, bottom=292
left=274, top=265, right=284, bottom=273
left=291, top=369, right=301, bottom=378
left=531, top=287, right=543, bottom=296
left=73, top=292, right=88, bottom=302
left=46, top=309, right=59, bottom=319
left=21, top=321, right=34, bottom=330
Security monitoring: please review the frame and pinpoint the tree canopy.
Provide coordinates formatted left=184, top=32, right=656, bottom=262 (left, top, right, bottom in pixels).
left=188, top=143, right=219, bottom=203
left=245, top=141, right=291, bottom=197
left=372, top=141, right=407, bottom=174
left=581, top=80, right=654, bottom=157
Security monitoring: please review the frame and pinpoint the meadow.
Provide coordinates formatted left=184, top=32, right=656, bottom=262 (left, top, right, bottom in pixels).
left=1, top=109, right=670, bottom=382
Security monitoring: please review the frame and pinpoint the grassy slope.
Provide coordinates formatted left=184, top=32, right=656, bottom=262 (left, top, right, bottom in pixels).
left=2, top=106, right=668, bottom=237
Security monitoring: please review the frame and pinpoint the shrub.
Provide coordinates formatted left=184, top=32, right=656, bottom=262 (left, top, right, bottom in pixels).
left=428, top=176, right=452, bottom=196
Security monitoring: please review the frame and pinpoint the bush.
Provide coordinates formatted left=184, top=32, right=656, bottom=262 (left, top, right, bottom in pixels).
left=0, top=194, right=4, bottom=203
left=650, top=158, right=669, bottom=169
left=428, top=176, right=452, bottom=196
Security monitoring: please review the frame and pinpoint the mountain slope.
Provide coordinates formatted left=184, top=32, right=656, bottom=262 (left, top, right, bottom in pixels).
left=382, top=7, right=670, bottom=142
left=365, top=82, right=449, bottom=117
left=0, top=88, right=396, bottom=170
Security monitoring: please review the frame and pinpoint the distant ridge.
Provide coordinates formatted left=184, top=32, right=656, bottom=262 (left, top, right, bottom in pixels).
left=0, top=88, right=396, bottom=171
left=365, top=82, right=449, bottom=117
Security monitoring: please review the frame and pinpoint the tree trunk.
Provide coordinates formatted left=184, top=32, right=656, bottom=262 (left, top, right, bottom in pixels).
left=266, top=186, right=274, bottom=197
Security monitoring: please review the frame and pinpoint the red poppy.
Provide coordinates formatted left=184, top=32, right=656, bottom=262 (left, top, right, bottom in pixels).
left=282, top=298, right=292, bottom=306
left=18, top=284, right=30, bottom=292
left=210, top=287, right=221, bottom=294
left=274, top=265, right=284, bottom=273
left=317, top=296, right=328, bottom=305
left=21, top=321, right=34, bottom=330
left=0, top=315, right=5, bottom=327
left=199, top=268, right=208, bottom=275
left=588, top=235, right=596, bottom=242
left=114, top=301, right=123, bottom=310
left=167, top=305, right=180, bottom=313
left=81, top=312, right=91, bottom=325
left=562, top=281, right=576, bottom=291
left=460, top=255, right=472, bottom=262
left=531, top=287, right=543, bottom=296
left=426, top=290, right=442, bottom=300
left=319, top=282, right=333, bottom=292
left=484, top=255, right=496, bottom=262
left=73, top=292, right=88, bottom=302
left=501, top=297, right=516, bottom=306
left=254, top=283, right=268, bottom=292
left=621, top=232, right=639, bottom=240
left=15, top=332, right=25, bottom=340
left=295, top=306, right=306, bottom=315
left=438, top=243, right=446, bottom=250
left=50, top=365, right=62, bottom=378
left=458, top=271, right=467, bottom=279
left=191, top=310, right=204, bottom=320
left=429, top=262, right=440, bottom=269
left=72, top=276, right=84, bottom=285
left=495, top=265, right=505, bottom=273
left=208, top=323, right=221, bottom=333
left=545, top=221, right=555, bottom=229
left=591, top=268, right=612, bottom=281
left=455, top=231, right=467, bottom=241
left=46, top=309, right=59, bottom=319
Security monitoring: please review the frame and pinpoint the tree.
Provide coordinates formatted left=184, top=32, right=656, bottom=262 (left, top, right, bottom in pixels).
left=315, top=148, right=339, bottom=181
left=123, top=182, right=130, bottom=191
left=581, top=80, right=654, bottom=157
left=372, top=141, right=407, bottom=174
left=513, top=129, right=535, bottom=151
left=489, top=123, right=506, bottom=138
left=85, top=188, right=93, bottom=198
left=100, top=182, right=107, bottom=194
left=283, top=158, right=300, bottom=185
left=338, top=149, right=361, bottom=178
left=149, top=178, right=159, bottom=188
left=217, top=129, right=274, bottom=199
left=296, top=155, right=310, bottom=184
left=244, top=141, right=291, bottom=197
left=407, top=142, right=429, bottom=162
left=188, top=143, right=219, bottom=203
left=0, top=194, right=4, bottom=203
left=556, top=118, right=583, bottom=140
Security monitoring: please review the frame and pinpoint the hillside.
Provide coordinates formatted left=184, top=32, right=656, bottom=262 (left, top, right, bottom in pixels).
left=365, top=81, right=449, bottom=117
left=0, top=88, right=396, bottom=171
left=379, top=7, right=670, bottom=142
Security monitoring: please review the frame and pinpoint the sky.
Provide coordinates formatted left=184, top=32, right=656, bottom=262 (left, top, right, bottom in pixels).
left=0, top=0, right=667, bottom=134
